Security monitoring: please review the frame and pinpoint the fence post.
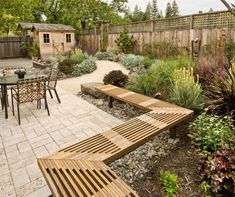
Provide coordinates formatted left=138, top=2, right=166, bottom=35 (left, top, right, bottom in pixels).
left=189, top=15, right=194, bottom=58
left=150, top=20, right=154, bottom=55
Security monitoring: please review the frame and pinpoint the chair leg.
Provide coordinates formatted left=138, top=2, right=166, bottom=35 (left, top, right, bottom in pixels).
left=54, top=89, right=61, bottom=103
left=11, top=93, right=15, bottom=116
left=17, top=102, right=21, bottom=125
left=45, top=97, right=50, bottom=116
left=1, top=98, right=3, bottom=110
left=37, top=99, right=41, bottom=109
left=48, top=89, right=53, bottom=98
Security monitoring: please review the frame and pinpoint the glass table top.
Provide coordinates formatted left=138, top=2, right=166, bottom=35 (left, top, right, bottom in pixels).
left=0, top=73, right=48, bottom=85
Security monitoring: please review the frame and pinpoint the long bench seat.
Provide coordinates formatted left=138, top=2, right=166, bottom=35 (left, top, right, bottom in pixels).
left=38, top=85, right=194, bottom=196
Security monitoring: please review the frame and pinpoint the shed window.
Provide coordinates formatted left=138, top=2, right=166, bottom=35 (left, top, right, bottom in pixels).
left=66, top=34, right=71, bottom=43
left=43, top=34, right=50, bottom=43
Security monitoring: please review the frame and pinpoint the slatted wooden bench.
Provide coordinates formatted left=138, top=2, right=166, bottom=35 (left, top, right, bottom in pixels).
left=38, top=85, right=194, bottom=196
left=38, top=159, right=138, bottom=197
left=95, top=84, right=185, bottom=111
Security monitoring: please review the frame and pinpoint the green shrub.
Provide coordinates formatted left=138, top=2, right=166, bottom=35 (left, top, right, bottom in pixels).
left=57, top=55, right=66, bottom=63
left=143, top=56, right=155, bottom=69
left=160, top=171, right=178, bottom=197
left=103, top=70, right=128, bottom=87
left=71, top=48, right=83, bottom=56
left=107, top=52, right=119, bottom=62
left=31, top=43, right=40, bottom=57
left=72, top=57, right=96, bottom=76
left=115, top=29, right=136, bottom=53
left=107, top=46, right=118, bottom=54
left=95, top=51, right=119, bottom=62
left=20, top=42, right=30, bottom=57
left=189, top=111, right=235, bottom=154
left=70, top=53, right=88, bottom=64
left=46, top=56, right=60, bottom=65
left=95, top=51, right=110, bottom=60
left=120, top=54, right=144, bottom=70
left=170, top=68, right=202, bottom=110
left=58, top=59, right=75, bottom=75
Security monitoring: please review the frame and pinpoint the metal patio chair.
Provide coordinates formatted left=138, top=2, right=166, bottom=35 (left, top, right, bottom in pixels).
left=47, top=68, right=61, bottom=103
left=11, top=77, right=50, bottom=124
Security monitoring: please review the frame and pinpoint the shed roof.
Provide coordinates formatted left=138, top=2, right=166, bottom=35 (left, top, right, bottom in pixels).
left=18, top=23, right=75, bottom=32
left=18, top=22, right=33, bottom=30
left=32, top=23, right=75, bottom=32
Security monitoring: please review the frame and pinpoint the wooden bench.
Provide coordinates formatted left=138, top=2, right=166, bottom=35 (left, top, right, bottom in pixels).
left=95, top=84, right=186, bottom=111
left=38, top=159, right=138, bottom=197
left=38, top=85, right=194, bottom=196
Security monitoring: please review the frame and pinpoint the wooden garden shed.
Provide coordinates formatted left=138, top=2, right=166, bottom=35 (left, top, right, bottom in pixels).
left=31, top=23, right=75, bottom=58
left=18, top=23, right=76, bottom=58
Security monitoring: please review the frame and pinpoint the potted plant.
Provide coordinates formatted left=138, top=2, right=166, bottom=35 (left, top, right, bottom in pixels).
left=31, top=43, right=40, bottom=61
left=15, top=70, right=26, bottom=79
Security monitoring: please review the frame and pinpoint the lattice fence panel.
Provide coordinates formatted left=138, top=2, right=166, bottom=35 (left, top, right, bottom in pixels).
left=154, top=16, right=191, bottom=31
left=193, top=11, right=235, bottom=29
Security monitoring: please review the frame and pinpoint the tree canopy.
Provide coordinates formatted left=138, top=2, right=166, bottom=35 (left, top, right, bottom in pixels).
left=0, top=0, right=129, bottom=35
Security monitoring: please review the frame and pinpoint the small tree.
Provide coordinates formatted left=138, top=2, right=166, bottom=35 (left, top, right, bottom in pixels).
left=143, top=2, right=152, bottom=21
left=115, top=29, right=136, bottom=53
left=151, top=0, right=159, bottom=20
left=171, top=0, right=180, bottom=17
left=1, top=13, right=19, bottom=35
left=165, top=2, right=172, bottom=18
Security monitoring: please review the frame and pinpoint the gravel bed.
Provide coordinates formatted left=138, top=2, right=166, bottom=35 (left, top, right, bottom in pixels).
left=78, top=93, right=145, bottom=121
left=109, top=132, right=179, bottom=189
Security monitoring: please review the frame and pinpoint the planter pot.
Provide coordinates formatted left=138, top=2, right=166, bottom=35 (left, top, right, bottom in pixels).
left=32, top=61, right=53, bottom=70
left=32, top=56, right=39, bottom=61
left=15, top=71, right=26, bottom=79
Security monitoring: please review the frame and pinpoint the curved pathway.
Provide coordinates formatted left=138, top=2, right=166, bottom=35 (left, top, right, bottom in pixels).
left=57, top=60, right=129, bottom=94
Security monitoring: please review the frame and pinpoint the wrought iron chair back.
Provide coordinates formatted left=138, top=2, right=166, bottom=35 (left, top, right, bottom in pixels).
left=16, top=77, right=46, bottom=103
left=47, top=68, right=59, bottom=88
left=47, top=68, right=61, bottom=103
left=11, top=77, right=50, bottom=124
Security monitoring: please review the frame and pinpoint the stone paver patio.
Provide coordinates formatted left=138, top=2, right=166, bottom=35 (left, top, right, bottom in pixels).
left=0, top=87, right=123, bottom=197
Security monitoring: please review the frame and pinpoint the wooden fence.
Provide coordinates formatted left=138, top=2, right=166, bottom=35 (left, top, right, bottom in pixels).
left=0, top=37, right=23, bottom=59
left=79, top=10, right=235, bottom=54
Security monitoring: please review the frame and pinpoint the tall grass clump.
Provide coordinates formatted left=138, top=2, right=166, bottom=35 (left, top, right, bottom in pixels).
left=153, top=56, right=193, bottom=96
left=127, top=56, right=193, bottom=97
left=127, top=71, right=156, bottom=96
left=170, top=68, right=202, bottom=110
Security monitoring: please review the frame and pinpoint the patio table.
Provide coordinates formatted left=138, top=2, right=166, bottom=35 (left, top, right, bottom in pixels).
left=0, top=73, right=47, bottom=119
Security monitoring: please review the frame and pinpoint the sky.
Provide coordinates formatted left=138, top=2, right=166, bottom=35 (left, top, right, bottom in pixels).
left=125, top=0, right=232, bottom=15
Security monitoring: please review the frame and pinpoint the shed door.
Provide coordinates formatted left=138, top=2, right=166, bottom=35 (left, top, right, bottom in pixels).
left=52, top=33, right=64, bottom=56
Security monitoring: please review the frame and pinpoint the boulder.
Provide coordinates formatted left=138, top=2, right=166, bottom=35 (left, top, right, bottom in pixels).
left=81, top=82, right=105, bottom=99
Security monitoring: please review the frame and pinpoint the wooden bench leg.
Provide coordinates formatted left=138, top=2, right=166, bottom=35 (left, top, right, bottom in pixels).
left=108, top=96, right=113, bottom=108
left=169, top=126, right=177, bottom=139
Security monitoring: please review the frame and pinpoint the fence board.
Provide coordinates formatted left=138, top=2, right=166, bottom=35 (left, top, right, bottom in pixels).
left=0, top=37, right=23, bottom=58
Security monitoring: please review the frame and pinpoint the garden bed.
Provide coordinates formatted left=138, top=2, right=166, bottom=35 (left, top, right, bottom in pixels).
left=78, top=93, right=201, bottom=196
